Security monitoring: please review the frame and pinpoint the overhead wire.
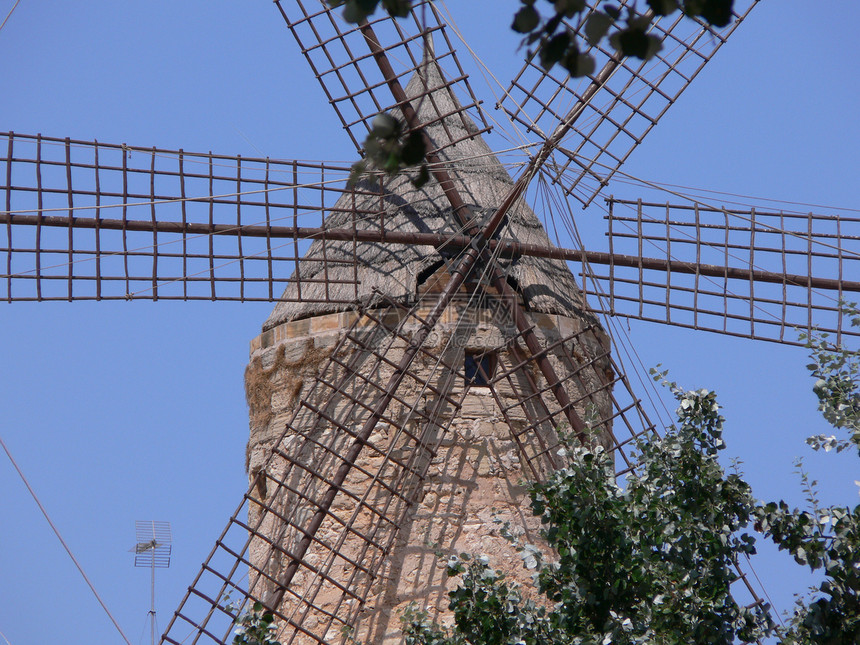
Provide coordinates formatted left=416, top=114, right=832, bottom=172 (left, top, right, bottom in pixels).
left=0, top=432, right=133, bottom=645
left=610, top=174, right=860, bottom=216
left=0, top=148, right=540, bottom=301
left=4, top=1, right=800, bottom=637
left=534, top=171, right=675, bottom=431
left=545, top=150, right=859, bottom=286
left=539, top=157, right=812, bottom=622
left=0, top=0, right=21, bottom=33
left=434, top=0, right=539, bottom=149
left=267, top=206, right=496, bottom=635
left=6, top=145, right=855, bottom=322
left=530, top=173, right=785, bottom=626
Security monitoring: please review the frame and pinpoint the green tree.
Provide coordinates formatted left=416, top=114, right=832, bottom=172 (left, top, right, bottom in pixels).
left=755, top=306, right=860, bottom=644
left=228, top=600, right=283, bottom=645
left=403, top=379, right=775, bottom=644
left=404, top=308, right=859, bottom=645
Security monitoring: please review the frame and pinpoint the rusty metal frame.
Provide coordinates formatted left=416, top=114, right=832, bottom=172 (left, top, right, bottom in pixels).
left=498, top=0, right=759, bottom=207
left=2, top=3, right=785, bottom=639
left=275, top=0, right=490, bottom=156
left=598, top=198, right=860, bottom=345
left=162, top=298, right=475, bottom=644
left=159, top=282, right=671, bottom=644
left=488, top=320, right=659, bottom=479
left=0, top=132, right=370, bottom=302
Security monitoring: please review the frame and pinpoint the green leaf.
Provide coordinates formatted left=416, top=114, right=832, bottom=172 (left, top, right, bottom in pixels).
left=539, top=32, right=570, bottom=70
left=347, top=160, right=366, bottom=187
left=342, top=0, right=371, bottom=24
left=604, top=4, right=622, bottom=20
left=699, top=0, right=734, bottom=28
left=371, top=112, right=399, bottom=138
left=384, top=153, right=399, bottom=173
left=614, top=27, right=662, bottom=60
left=682, top=0, right=706, bottom=16
left=559, top=40, right=594, bottom=78
left=512, top=6, right=540, bottom=33
left=400, top=130, right=426, bottom=165
left=647, top=0, right=680, bottom=16
left=381, top=0, right=412, bottom=19
left=584, top=12, right=613, bottom=46
left=554, top=0, right=587, bottom=18
left=411, top=163, right=430, bottom=188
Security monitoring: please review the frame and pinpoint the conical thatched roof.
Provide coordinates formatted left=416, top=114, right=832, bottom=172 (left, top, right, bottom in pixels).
left=263, top=56, right=591, bottom=331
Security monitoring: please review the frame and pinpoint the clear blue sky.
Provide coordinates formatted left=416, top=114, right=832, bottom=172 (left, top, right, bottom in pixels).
left=1, top=2, right=858, bottom=643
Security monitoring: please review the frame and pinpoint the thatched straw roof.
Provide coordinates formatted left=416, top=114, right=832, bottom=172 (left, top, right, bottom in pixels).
left=263, top=55, right=591, bottom=331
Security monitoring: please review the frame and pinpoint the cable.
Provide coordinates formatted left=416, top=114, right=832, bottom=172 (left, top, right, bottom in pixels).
left=0, top=433, right=133, bottom=645
left=0, top=0, right=21, bottom=33
left=615, top=176, right=860, bottom=216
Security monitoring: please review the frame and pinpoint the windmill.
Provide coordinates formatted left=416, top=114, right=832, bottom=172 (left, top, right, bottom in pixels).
left=0, top=1, right=856, bottom=644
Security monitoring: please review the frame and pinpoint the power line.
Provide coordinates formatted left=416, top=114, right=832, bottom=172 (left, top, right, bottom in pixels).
left=0, top=433, right=133, bottom=645
left=0, top=0, right=21, bottom=33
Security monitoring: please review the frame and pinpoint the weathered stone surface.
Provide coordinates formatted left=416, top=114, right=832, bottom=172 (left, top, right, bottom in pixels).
left=244, top=304, right=612, bottom=644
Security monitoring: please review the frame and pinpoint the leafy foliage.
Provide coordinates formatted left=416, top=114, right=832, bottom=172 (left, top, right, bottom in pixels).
left=348, top=113, right=429, bottom=189
left=329, top=1, right=738, bottom=186
left=405, top=378, right=774, bottom=644
left=326, top=0, right=736, bottom=78
left=405, top=309, right=860, bottom=644
left=799, top=303, right=860, bottom=456
left=230, top=601, right=282, bottom=645
left=754, top=304, right=860, bottom=644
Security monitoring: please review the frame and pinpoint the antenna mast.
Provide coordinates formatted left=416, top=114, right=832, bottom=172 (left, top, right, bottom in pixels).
left=132, top=521, right=172, bottom=645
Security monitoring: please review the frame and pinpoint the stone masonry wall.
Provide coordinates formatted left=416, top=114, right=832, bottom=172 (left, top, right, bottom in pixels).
left=245, top=305, right=612, bottom=644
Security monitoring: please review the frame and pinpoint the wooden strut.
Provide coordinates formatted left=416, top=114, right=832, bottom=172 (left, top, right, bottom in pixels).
left=262, top=243, right=483, bottom=610
left=3, top=212, right=857, bottom=294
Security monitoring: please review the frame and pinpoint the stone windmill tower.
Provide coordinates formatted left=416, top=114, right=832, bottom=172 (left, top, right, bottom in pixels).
left=242, top=53, right=615, bottom=642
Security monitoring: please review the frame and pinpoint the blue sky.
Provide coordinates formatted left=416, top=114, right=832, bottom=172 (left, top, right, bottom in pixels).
left=1, top=2, right=858, bottom=643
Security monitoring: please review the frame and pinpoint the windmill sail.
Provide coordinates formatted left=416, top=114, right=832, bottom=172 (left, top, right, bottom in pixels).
left=594, top=198, right=860, bottom=345
left=275, top=0, right=490, bottom=156
left=1, top=5, right=795, bottom=640
left=500, top=0, right=759, bottom=207
left=0, top=132, right=367, bottom=302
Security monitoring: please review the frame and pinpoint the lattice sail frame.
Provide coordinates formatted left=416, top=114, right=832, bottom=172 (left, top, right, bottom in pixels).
left=166, top=302, right=460, bottom=643
left=161, top=288, right=671, bottom=644
left=3, top=133, right=855, bottom=349
left=499, top=0, right=760, bottom=207
left=275, top=0, right=490, bottom=157
left=594, top=198, right=860, bottom=345
left=0, top=132, right=365, bottom=302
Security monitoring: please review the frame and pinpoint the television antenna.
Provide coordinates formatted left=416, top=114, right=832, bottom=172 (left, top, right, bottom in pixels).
left=131, top=521, right=172, bottom=645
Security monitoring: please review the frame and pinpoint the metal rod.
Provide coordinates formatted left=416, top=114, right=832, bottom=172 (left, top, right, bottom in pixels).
left=150, top=557, right=156, bottom=645
left=2, top=212, right=856, bottom=294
